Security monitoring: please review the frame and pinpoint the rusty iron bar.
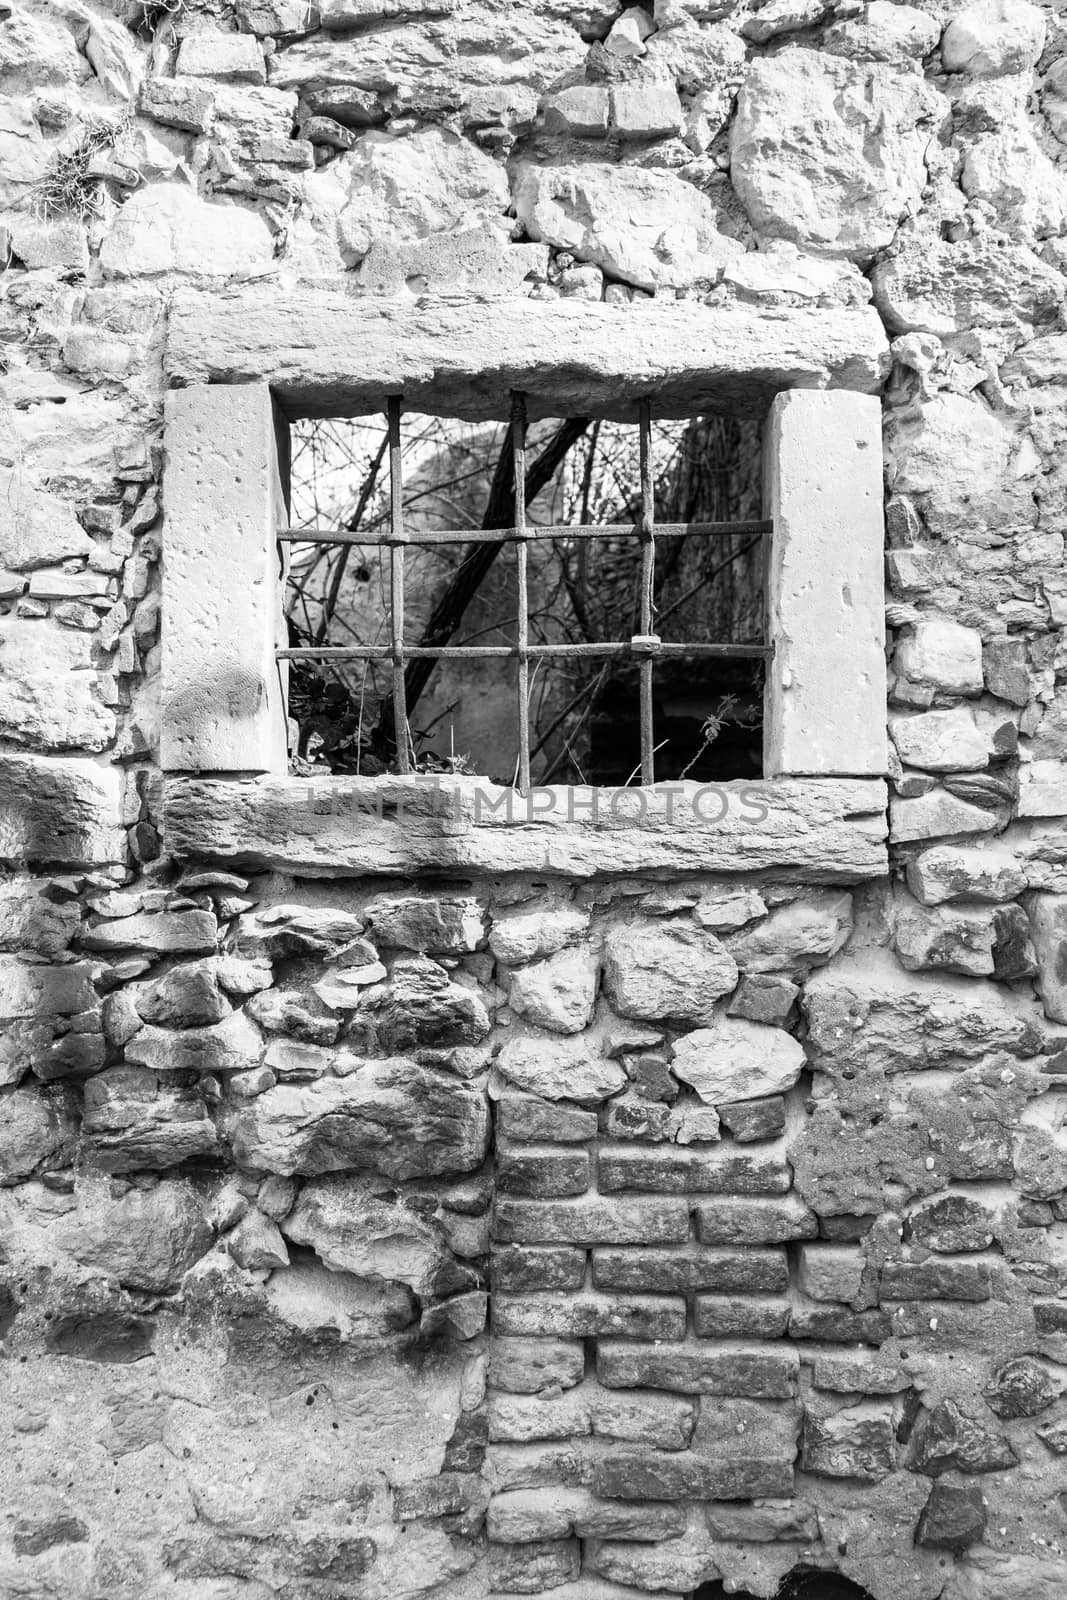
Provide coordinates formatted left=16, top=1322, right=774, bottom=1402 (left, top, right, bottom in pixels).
left=637, top=397, right=655, bottom=786
left=278, top=641, right=772, bottom=661
left=277, top=519, right=773, bottom=548
left=387, top=395, right=409, bottom=773
left=512, top=391, right=531, bottom=796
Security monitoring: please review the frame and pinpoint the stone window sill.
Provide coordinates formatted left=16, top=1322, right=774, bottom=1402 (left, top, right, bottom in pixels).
left=163, top=774, right=888, bottom=881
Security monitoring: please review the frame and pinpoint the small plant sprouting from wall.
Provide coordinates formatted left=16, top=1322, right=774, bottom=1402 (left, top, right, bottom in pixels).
left=32, top=114, right=133, bottom=221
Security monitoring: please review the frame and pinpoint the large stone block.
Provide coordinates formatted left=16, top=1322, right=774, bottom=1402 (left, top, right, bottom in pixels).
left=871, top=232, right=1065, bottom=337
left=0, top=1084, right=77, bottom=1183
left=0, top=620, right=115, bottom=752
left=166, top=289, right=890, bottom=419
left=941, top=0, right=1045, bottom=77
left=885, top=394, right=1037, bottom=538
left=730, top=49, right=937, bottom=261
left=0, top=753, right=124, bottom=867
left=0, top=465, right=92, bottom=571
left=513, top=161, right=742, bottom=291
left=337, top=127, right=509, bottom=258
left=803, top=951, right=1042, bottom=1075
left=100, top=184, right=275, bottom=279
left=164, top=774, right=889, bottom=880
left=225, top=1060, right=490, bottom=1178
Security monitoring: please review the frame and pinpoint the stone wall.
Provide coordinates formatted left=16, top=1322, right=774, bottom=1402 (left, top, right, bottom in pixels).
left=2, top=0, right=1067, bottom=1597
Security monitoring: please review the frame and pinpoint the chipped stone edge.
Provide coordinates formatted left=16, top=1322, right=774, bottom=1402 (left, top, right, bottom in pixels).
left=165, top=290, right=891, bottom=419
left=163, top=774, right=889, bottom=880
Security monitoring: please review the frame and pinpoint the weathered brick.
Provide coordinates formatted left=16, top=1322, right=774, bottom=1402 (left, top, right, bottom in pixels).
left=488, top=1487, right=687, bottom=1543
left=885, top=1302, right=995, bottom=1341
left=494, top=1293, right=686, bottom=1341
left=691, top=1396, right=800, bottom=1461
left=491, top=1443, right=589, bottom=1493
left=801, top=1403, right=897, bottom=1481
left=490, top=1338, right=584, bottom=1395
left=706, top=1501, right=819, bottom=1542
left=591, top=1451, right=793, bottom=1502
left=497, top=1143, right=591, bottom=1198
left=592, top=1245, right=788, bottom=1295
left=717, top=1097, right=786, bottom=1143
left=489, top=1389, right=591, bottom=1443
left=497, top=1094, right=598, bottom=1143
left=695, top=1196, right=817, bottom=1245
left=879, top=1259, right=992, bottom=1302
left=492, top=1245, right=586, bottom=1293
left=812, top=1354, right=910, bottom=1394
left=598, top=1143, right=791, bottom=1195
left=789, top=1301, right=890, bottom=1345
left=488, top=1536, right=580, bottom=1592
left=693, top=1296, right=790, bottom=1339
left=590, top=1389, right=697, bottom=1451
left=494, top=1197, right=689, bottom=1246
left=797, top=1244, right=866, bottom=1303
left=597, top=1342, right=799, bottom=1399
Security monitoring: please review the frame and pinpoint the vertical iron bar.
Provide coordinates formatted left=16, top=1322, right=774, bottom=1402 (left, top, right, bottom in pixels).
left=638, top=398, right=655, bottom=786
left=512, top=392, right=531, bottom=796
left=387, top=395, right=410, bottom=774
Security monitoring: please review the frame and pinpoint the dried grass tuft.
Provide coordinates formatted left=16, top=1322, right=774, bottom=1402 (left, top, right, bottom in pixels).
left=32, top=113, right=132, bottom=220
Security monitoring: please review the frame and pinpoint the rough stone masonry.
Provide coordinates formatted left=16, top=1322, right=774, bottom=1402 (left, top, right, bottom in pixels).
left=1, top=0, right=1067, bottom=1598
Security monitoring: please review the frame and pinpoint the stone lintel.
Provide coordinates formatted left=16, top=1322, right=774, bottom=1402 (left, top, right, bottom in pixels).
left=161, top=382, right=288, bottom=775
left=163, top=775, right=888, bottom=881
left=763, top=390, right=888, bottom=778
left=165, top=291, right=890, bottom=420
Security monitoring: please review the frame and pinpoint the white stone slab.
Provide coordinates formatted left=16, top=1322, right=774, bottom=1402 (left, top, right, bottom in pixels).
left=763, top=390, right=887, bottom=777
left=161, top=382, right=288, bottom=774
left=163, top=774, right=888, bottom=880
left=166, top=290, right=889, bottom=420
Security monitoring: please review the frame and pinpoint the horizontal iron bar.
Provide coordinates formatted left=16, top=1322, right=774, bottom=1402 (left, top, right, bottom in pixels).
left=278, top=642, right=772, bottom=661
left=278, top=519, right=773, bottom=548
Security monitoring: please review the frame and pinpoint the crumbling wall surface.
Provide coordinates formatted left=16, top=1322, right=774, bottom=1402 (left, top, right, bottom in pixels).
left=2, top=0, right=1067, bottom=1597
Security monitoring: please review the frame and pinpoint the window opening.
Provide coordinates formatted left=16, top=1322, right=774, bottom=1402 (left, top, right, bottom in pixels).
left=280, top=397, right=769, bottom=791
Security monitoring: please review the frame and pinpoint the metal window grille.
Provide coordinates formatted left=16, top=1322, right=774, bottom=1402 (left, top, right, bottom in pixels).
left=277, top=392, right=773, bottom=793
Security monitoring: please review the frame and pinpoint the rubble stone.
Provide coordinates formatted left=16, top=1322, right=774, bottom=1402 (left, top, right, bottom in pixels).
left=513, top=162, right=743, bottom=291
left=669, top=1017, right=804, bottom=1105
left=941, top=0, right=1045, bottom=77
left=507, top=946, right=600, bottom=1035
left=906, top=845, right=1025, bottom=906
left=226, top=1060, right=490, bottom=1178
left=602, top=921, right=738, bottom=1024
left=496, top=1036, right=626, bottom=1104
